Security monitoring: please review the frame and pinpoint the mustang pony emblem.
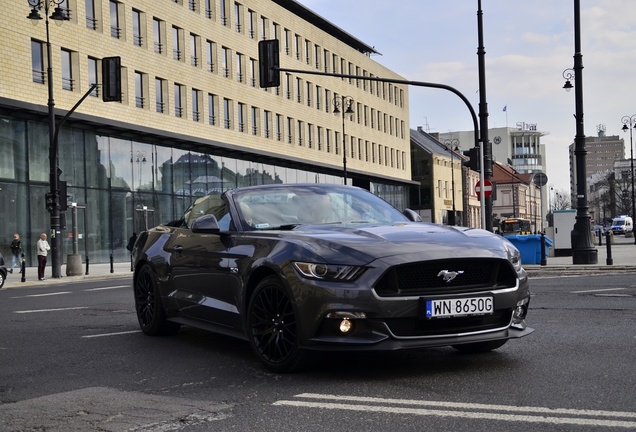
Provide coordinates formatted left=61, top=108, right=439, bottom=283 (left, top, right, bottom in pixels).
left=437, top=270, right=464, bottom=283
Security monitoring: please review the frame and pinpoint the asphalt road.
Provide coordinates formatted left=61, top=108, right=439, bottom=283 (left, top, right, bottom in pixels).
left=0, top=273, right=635, bottom=431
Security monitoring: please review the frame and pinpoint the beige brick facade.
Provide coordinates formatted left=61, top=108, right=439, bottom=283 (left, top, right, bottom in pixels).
left=2, top=0, right=411, bottom=183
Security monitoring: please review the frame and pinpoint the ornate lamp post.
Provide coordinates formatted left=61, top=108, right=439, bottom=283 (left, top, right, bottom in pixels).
left=27, top=0, right=69, bottom=278
left=621, top=115, right=636, bottom=244
left=561, top=0, right=597, bottom=264
left=332, top=95, right=354, bottom=184
left=444, top=139, right=460, bottom=225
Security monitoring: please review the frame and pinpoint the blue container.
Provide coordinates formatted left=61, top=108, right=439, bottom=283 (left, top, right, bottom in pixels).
left=506, top=234, right=553, bottom=265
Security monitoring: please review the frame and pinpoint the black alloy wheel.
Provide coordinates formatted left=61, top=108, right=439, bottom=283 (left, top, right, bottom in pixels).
left=247, top=276, right=307, bottom=373
left=134, top=264, right=180, bottom=336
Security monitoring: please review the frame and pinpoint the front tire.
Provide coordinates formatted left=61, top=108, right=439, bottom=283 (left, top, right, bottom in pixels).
left=247, top=276, right=308, bottom=373
left=134, top=264, right=180, bottom=336
left=452, top=339, right=507, bottom=353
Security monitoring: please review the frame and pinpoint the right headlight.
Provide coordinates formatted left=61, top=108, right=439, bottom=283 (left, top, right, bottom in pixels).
left=292, top=262, right=366, bottom=282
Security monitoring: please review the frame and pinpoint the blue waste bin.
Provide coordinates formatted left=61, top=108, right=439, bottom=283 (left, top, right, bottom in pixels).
left=505, top=234, right=553, bottom=265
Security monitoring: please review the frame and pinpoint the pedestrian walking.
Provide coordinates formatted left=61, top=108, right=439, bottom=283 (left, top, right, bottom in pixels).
left=37, top=232, right=50, bottom=281
left=9, top=233, right=22, bottom=274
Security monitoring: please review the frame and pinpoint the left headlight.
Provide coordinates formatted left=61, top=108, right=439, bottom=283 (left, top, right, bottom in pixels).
left=502, top=239, right=523, bottom=272
left=292, top=262, right=366, bottom=281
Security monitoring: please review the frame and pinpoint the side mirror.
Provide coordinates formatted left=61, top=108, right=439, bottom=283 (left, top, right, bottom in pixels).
left=191, top=214, right=221, bottom=233
left=403, top=208, right=422, bottom=222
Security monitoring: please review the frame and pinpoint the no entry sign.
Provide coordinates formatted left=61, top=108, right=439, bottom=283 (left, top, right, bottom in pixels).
left=475, top=179, right=493, bottom=198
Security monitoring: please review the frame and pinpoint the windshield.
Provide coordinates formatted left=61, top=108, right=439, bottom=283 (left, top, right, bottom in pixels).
left=231, top=185, right=408, bottom=230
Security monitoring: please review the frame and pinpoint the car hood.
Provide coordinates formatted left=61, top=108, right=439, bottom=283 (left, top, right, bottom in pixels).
left=257, top=222, right=510, bottom=265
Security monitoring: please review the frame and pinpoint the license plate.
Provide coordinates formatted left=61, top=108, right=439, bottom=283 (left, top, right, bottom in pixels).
left=425, top=296, right=493, bottom=319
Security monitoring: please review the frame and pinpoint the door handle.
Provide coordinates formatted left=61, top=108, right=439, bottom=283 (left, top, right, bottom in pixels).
left=173, top=245, right=183, bottom=253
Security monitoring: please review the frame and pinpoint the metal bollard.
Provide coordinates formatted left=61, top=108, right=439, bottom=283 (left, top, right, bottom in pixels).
left=605, top=231, right=613, bottom=265
left=110, top=254, right=114, bottom=273
left=130, top=254, right=133, bottom=272
left=21, top=253, right=26, bottom=283
left=598, top=230, right=602, bottom=246
left=540, top=232, right=547, bottom=266
left=85, top=255, right=90, bottom=275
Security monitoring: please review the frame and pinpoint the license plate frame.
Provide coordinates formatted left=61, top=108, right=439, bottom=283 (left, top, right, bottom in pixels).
left=423, top=296, right=494, bottom=319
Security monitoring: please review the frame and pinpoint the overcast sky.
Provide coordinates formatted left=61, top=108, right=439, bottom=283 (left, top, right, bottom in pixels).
left=296, top=0, right=636, bottom=192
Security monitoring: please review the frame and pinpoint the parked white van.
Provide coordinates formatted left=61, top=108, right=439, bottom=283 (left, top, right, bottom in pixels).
left=611, top=215, right=633, bottom=235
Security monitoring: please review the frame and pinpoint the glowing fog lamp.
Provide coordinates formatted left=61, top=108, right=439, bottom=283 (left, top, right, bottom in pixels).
left=325, top=311, right=367, bottom=334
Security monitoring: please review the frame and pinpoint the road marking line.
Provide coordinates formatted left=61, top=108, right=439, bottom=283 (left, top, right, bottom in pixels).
left=11, top=292, right=72, bottom=298
left=84, top=285, right=129, bottom=291
left=571, top=288, right=627, bottom=293
left=82, top=330, right=141, bottom=338
left=293, top=393, right=636, bottom=418
left=273, top=400, right=636, bottom=428
left=14, top=307, right=89, bottom=314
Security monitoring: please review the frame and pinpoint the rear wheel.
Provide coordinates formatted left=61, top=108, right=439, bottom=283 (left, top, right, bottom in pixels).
left=0, top=271, right=5, bottom=289
left=452, top=339, right=507, bottom=353
left=134, top=264, right=180, bottom=336
left=247, top=276, right=308, bottom=373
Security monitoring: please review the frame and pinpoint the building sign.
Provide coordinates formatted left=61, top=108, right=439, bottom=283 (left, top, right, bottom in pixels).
left=516, top=121, right=538, bottom=131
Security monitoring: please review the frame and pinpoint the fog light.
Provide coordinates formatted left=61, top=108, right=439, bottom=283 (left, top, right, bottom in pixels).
left=513, top=298, right=529, bottom=320
left=339, top=318, right=353, bottom=334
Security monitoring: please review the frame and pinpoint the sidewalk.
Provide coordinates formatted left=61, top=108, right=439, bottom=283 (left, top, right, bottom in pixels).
left=2, top=261, right=134, bottom=289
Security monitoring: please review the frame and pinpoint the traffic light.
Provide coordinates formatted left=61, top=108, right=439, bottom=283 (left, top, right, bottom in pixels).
left=45, top=192, right=55, bottom=213
left=59, top=180, right=68, bottom=212
left=258, top=39, right=280, bottom=88
left=102, top=56, right=122, bottom=102
left=462, top=147, right=481, bottom=172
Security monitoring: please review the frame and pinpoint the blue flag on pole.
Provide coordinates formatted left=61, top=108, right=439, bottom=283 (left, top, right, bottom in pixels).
left=503, top=105, right=507, bottom=112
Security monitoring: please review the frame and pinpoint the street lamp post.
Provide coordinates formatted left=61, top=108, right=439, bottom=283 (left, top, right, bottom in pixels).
left=562, top=0, right=598, bottom=264
left=332, top=95, right=354, bottom=184
left=444, top=139, right=460, bottom=225
left=620, top=115, right=636, bottom=245
left=27, top=0, right=68, bottom=278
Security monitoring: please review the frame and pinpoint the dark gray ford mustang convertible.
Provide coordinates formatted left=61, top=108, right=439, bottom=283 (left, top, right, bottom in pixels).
left=132, top=183, right=533, bottom=372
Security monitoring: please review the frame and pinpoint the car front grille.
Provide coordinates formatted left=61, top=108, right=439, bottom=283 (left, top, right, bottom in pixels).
left=374, top=258, right=517, bottom=298
left=384, top=310, right=513, bottom=337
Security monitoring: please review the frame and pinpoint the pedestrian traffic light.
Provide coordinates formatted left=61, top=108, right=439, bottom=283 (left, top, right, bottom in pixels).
left=258, top=39, right=280, bottom=88
left=102, top=56, right=122, bottom=102
left=462, top=147, right=481, bottom=172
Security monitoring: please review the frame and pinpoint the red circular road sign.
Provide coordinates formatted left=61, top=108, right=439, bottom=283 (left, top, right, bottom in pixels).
left=475, top=179, right=493, bottom=198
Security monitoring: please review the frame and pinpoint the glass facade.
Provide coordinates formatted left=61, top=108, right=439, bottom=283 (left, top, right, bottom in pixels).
left=0, top=115, right=408, bottom=266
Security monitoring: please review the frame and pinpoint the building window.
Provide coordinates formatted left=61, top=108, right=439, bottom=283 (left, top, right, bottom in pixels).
left=208, top=93, right=217, bottom=125
left=61, top=49, right=74, bottom=91
left=172, top=26, right=182, bottom=61
left=190, top=33, right=199, bottom=66
left=249, top=58, right=256, bottom=87
left=155, top=78, right=165, bottom=113
left=251, top=106, right=258, bottom=135
left=135, top=71, right=144, bottom=108
left=247, top=10, right=255, bottom=38
left=153, top=18, right=163, bottom=54
left=276, top=114, right=282, bottom=141
left=192, top=89, right=201, bottom=122
left=236, top=53, right=244, bottom=82
left=204, top=0, right=213, bottom=19
left=297, top=120, right=304, bottom=146
left=174, top=84, right=184, bottom=118
left=219, top=0, right=228, bottom=26
left=237, top=102, right=245, bottom=132
left=31, top=40, right=45, bottom=84
left=287, top=117, right=293, bottom=143
left=221, top=46, right=230, bottom=77
left=88, top=57, right=98, bottom=97
left=263, top=110, right=271, bottom=138
left=234, top=2, right=241, bottom=32
left=189, top=0, right=196, bottom=12
left=260, top=16, right=267, bottom=40
left=109, top=1, right=120, bottom=38
left=132, top=9, right=142, bottom=46
left=206, top=40, right=216, bottom=72
left=223, top=98, right=232, bottom=129
left=85, top=0, right=97, bottom=30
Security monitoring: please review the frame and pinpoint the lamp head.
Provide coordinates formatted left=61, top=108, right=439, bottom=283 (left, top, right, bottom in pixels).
left=27, top=8, right=43, bottom=21
left=623, top=124, right=629, bottom=132
left=563, top=80, right=573, bottom=92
